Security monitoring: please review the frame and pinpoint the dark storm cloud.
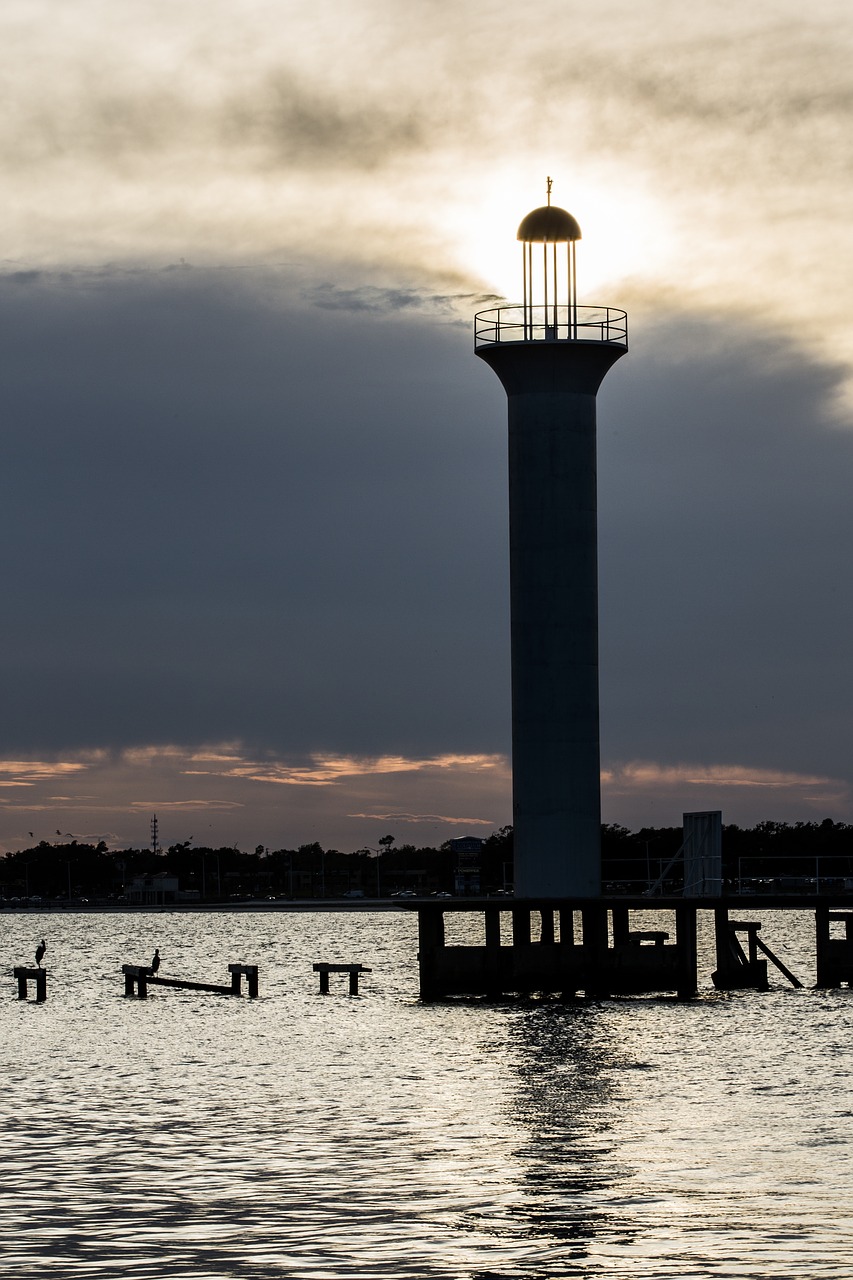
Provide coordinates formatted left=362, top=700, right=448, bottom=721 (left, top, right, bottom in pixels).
left=598, top=315, right=853, bottom=780
left=2, top=268, right=853, bottom=803
left=222, top=75, right=426, bottom=168
left=1, top=70, right=434, bottom=173
left=0, top=269, right=510, bottom=758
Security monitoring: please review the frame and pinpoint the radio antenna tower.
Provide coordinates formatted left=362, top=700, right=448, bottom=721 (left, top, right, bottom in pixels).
left=150, top=813, right=160, bottom=856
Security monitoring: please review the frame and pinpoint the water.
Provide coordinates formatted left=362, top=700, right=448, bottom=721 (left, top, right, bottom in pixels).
left=2, top=909, right=852, bottom=1278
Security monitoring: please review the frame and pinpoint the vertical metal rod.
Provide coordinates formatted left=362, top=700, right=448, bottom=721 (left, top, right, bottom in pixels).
left=543, top=242, right=548, bottom=327
left=552, top=242, right=557, bottom=332
left=522, top=243, right=528, bottom=340
left=571, top=242, right=577, bottom=338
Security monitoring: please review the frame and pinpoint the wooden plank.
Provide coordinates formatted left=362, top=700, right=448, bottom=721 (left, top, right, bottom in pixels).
left=312, top=963, right=371, bottom=973
left=147, top=975, right=234, bottom=994
left=754, top=936, right=803, bottom=988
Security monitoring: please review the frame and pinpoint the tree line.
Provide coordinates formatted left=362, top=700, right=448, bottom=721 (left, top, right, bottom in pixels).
left=2, top=819, right=852, bottom=902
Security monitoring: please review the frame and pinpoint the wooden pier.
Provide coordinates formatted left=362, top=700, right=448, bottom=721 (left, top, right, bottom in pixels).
left=122, top=962, right=258, bottom=998
left=414, top=896, right=834, bottom=1000
left=417, top=901, right=697, bottom=1000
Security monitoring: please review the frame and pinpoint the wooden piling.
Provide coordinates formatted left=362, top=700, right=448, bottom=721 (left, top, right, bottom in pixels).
left=539, top=909, right=555, bottom=945
left=815, top=910, right=853, bottom=987
left=512, top=906, right=531, bottom=948
left=122, top=962, right=258, bottom=998
left=581, top=904, right=609, bottom=997
left=312, top=963, right=372, bottom=995
left=675, top=906, right=698, bottom=999
left=228, top=964, right=259, bottom=998
left=14, top=967, right=47, bottom=1002
left=417, top=906, right=445, bottom=1001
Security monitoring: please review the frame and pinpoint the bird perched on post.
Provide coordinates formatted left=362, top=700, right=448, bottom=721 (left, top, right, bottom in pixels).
left=150, top=948, right=160, bottom=975
left=35, top=939, right=46, bottom=968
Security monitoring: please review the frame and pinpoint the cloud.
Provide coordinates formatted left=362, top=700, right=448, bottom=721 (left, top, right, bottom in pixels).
left=0, top=742, right=511, bottom=851
left=347, top=812, right=494, bottom=826
left=2, top=267, right=853, bottom=846
left=601, top=761, right=850, bottom=828
left=184, top=752, right=505, bottom=786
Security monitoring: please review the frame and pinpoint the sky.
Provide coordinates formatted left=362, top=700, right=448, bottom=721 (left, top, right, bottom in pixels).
left=3, top=0, right=853, bottom=852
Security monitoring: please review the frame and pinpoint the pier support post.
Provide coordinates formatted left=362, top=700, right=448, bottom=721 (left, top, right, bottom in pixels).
left=815, top=910, right=853, bottom=987
left=539, top=909, right=555, bottom=945
left=512, top=907, right=531, bottom=948
left=418, top=907, right=445, bottom=1000
left=611, top=906, right=630, bottom=949
left=14, top=968, right=47, bottom=1002
left=582, top=904, right=609, bottom=997
left=484, top=907, right=502, bottom=998
left=313, top=963, right=372, bottom=995
left=675, top=906, right=697, bottom=999
left=485, top=907, right=501, bottom=951
left=228, top=964, right=259, bottom=998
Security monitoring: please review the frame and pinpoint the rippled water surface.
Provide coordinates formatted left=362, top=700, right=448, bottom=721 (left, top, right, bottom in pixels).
left=2, top=908, right=852, bottom=1278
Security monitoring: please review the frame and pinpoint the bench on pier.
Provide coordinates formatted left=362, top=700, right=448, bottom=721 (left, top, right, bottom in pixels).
left=122, top=963, right=258, bottom=999
left=13, top=967, right=47, bottom=1002
left=312, top=963, right=372, bottom=995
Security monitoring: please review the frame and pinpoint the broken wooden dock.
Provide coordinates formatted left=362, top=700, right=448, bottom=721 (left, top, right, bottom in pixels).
left=122, top=962, right=258, bottom=998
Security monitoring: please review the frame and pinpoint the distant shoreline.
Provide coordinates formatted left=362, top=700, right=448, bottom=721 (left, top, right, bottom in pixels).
left=0, top=899, right=418, bottom=914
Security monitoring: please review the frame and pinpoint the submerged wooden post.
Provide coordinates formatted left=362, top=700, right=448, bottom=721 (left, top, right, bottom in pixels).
left=815, top=910, right=853, bottom=987
left=121, top=965, right=149, bottom=997
left=611, top=905, right=630, bottom=948
left=815, top=908, right=832, bottom=986
left=512, top=906, right=531, bottom=948
left=313, top=963, right=372, bottom=995
left=484, top=906, right=501, bottom=951
left=675, top=906, right=698, bottom=999
left=228, top=964, right=259, bottom=998
left=14, top=968, right=47, bottom=1002
left=418, top=906, right=445, bottom=1000
left=581, top=904, right=609, bottom=997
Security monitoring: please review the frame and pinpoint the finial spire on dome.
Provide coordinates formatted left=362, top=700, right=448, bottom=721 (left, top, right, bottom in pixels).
left=546, top=176, right=552, bottom=206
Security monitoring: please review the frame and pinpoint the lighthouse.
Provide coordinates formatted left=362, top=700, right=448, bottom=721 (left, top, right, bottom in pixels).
left=475, top=182, right=627, bottom=897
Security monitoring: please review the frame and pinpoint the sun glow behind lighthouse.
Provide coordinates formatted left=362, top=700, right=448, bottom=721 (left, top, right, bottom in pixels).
left=443, top=172, right=674, bottom=306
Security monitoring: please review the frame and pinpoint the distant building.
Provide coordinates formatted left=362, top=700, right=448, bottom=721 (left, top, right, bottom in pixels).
left=450, top=837, right=483, bottom=895
left=126, top=873, right=179, bottom=905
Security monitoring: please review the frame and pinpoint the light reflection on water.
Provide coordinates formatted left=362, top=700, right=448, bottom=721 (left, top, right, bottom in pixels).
left=2, top=909, right=852, bottom=1278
